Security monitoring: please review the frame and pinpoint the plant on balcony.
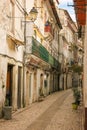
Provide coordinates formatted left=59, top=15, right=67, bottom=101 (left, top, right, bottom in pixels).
left=45, top=20, right=51, bottom=26
left=73, top=87, right=81, bottom=104
left=44, top=20, right=51, bottom=32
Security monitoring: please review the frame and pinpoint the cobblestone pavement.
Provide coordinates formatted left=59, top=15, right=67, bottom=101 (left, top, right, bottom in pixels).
left=0, top=89, right=83, bottom=130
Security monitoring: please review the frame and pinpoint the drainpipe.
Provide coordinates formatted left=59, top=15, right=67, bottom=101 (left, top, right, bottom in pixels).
left=58, top=30, right=60, bottom=91
left=23, top=0, right=26, bottom=107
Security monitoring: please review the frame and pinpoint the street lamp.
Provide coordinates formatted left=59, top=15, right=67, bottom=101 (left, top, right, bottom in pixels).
left=29, top=7, right=38, bottom=21
left=24, top=6, right=38, bottom=55
left=23, top=6, right=38, bottom=48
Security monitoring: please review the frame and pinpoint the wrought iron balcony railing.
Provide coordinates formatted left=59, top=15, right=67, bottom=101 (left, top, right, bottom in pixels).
left=31, top=37, right=60, bottom=69
left=32, top=37, right=49, bottom=62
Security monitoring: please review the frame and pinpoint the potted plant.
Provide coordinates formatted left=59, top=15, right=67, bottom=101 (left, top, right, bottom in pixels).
left=72, top=102, right=78, bottom=110
left=3, top=99, right=12, bottom=120
left=72, top=87, right=81, bottom=110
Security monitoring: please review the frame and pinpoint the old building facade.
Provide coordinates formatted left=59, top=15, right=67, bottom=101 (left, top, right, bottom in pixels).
left=0, top=0, right=62, bottom=117
left=57, top=8, right=78, bottom=90
left=0, top=0, right=24, bottom=116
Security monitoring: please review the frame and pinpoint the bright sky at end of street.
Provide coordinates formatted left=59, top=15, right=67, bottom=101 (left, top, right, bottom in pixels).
left=58, top=0, right=76, bottom=22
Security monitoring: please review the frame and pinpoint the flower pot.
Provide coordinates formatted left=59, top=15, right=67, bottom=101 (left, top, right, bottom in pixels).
left=72, top=103, right=78, bottom=110
left=3, top=106, right=12, bottom=120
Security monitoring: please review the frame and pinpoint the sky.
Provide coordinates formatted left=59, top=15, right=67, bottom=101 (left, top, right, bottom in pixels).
left=58, top=0, right=76, bottom=22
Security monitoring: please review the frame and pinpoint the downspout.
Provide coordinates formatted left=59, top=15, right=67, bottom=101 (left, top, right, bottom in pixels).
left=58, top=29, right=60, bottom=91
left=23, top=0, right=26, bottom=107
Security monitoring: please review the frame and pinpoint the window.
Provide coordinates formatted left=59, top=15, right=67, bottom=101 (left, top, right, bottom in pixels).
left=9, top=0, right=15, bottom=33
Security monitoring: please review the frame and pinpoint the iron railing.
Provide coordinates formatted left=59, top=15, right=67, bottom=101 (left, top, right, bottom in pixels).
left=32, top=37, right=60, bottom=69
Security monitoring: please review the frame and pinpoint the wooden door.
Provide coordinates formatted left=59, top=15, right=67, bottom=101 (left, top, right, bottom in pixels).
left=6, top=65, right=13, bottom=106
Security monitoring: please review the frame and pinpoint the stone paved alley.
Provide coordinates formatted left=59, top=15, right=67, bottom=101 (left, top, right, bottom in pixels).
left=0, top=89, right=83, bottom=130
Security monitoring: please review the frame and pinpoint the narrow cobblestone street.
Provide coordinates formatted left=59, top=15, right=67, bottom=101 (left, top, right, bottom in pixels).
left=0, top=89, right=83, bottom=130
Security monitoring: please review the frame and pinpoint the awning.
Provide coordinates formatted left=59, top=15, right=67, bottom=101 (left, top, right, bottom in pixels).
left=73, top=0, right=86, bottom=25
left=7, top=33, right=24, bottom=46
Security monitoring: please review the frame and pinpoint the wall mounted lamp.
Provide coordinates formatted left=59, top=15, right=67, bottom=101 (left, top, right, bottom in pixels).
left=28, top=7, right=38, bottom=21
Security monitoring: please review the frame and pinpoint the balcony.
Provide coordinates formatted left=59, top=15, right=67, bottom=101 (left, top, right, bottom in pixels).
left=31, top=37, right=59, bottom=69
left=32, top=37, right=49, bottom=63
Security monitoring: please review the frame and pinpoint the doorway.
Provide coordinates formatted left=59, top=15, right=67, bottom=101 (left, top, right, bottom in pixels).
left=29, top=73, right=32, bottom=99
left=6, top=65, right=13, bottom=106
left=33, top=72, right=37, bottom=102
left=40, top=74, right=43, bottom=96
left=17, top=67, right=22, bottom=109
